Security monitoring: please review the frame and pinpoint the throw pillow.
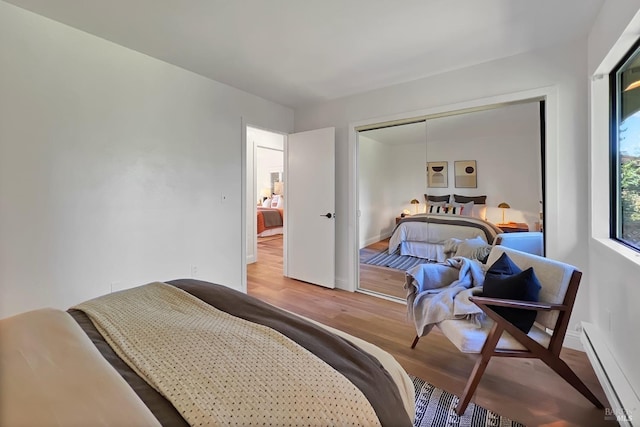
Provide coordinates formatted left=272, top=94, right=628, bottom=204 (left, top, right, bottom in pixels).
left=485, top=252, right=522, bottom=278
left=482, top=266, right=542, bottom=333
left=454, top=236, right=488, bottom=258
left=428, top=202, right=447, bottom=214
left=453, top=194, right=487, bottom=204
left=470, top=204, right=487, bottom=220
left=424, top=194, right=450, bottom=203
left=449, top=201, right=474, bottom=216
left=261, top=198, right=272, bottom=208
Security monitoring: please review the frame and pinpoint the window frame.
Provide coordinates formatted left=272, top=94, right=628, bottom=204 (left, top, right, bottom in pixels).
left=610, top=37, right=640, bottom=251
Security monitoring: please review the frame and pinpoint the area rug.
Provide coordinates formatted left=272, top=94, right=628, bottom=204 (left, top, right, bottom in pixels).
left=363, top=247, right=430, bottom=271
left=411, top=376, right=525, bottom=427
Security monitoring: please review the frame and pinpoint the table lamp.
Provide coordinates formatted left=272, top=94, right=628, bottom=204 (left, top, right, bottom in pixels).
left=411, top=199, right=420, bottom=214
left=498, top=202, right=510, bottom=223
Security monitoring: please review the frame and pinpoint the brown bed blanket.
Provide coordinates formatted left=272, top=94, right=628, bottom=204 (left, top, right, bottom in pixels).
left=69, top=279, right=411, bottom=427
left=395, top=213, right=503, bottom=244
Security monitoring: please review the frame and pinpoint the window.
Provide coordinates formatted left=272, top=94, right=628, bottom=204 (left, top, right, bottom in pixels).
left=611, top=40, right=640, bottom=250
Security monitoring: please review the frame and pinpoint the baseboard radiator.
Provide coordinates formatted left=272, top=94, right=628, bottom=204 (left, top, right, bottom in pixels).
left=582, top=322, right=637, bottom=426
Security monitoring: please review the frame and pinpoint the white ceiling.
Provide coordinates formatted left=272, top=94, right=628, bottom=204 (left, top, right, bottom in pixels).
left=5, top=0, right=604, bottom=108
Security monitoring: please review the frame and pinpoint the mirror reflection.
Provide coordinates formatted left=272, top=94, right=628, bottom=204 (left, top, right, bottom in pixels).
left=358, top=101, right=544, bottom=300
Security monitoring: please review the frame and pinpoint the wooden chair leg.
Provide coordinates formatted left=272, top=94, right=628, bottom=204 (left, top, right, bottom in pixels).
left=456, top=322, right=503, bottom=415
left=542, top=354, right=604, bottom=409
left=456, top=351, right=492, bottom=414
left=410, top=335, right=420, bottom=349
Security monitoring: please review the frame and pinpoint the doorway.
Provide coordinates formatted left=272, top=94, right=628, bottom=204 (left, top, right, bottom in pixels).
left=246, top=126, right=285, bottom=269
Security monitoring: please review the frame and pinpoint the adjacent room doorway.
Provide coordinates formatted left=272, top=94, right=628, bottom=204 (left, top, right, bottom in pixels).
left=245, top=125, right=336, bottom=289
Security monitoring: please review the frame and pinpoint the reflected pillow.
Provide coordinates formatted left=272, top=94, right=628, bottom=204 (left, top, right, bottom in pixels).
left=428, top=203, right=447, bottom=214
left=454, top=236, right=489, bottom=258
left=453, top=194, right=487, bottom=204
left=262, top=198, right=272, bottom=208
left=470, top=204, right=487, bottom=220
left=450, top=201, right=473, bottom=216
left=424, top=194, right=450, bottom=203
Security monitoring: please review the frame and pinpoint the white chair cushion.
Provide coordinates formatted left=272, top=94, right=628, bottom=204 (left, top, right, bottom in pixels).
left=438, top=318, right=551, bottom=353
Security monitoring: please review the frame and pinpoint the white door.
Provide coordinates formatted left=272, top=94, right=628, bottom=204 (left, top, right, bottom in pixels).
left=286, top=127, right=335, bottom=288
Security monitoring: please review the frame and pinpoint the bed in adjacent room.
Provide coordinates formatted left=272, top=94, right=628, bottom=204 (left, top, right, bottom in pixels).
left=257, top=195, right=284, bottom=236
left=1, top=279, right=415, bottom=427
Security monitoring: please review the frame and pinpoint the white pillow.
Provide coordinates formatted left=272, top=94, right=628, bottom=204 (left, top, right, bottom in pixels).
left=275, top=195, right=284, bottom=208
left=450, top=201, right=474, bottom=216
left=262, top=198, right=272, bottom=208
left=454, top=236, right=490, bottom=259
left=470, top=204, right=487, bottom=220
left=271, top=195, right=280, bottom=208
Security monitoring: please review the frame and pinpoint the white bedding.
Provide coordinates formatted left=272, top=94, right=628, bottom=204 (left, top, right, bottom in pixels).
left=389, top=214, right=501, bottom=261
left=2, top=302, right=415, bottom=426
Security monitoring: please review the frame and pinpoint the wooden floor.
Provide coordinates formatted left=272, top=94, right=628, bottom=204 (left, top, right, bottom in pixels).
left=359, top=238, right=406, bottom=299
left=247, top=235, right=610, bottom=427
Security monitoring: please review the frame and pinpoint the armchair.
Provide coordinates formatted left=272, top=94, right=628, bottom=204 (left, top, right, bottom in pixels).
left=407, top=246, right=603, bottom=415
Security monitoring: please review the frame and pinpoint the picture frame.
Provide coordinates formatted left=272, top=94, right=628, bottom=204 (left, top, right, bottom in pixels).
left=427, top=161, right=448, bottom=188
left=454, top=160, right=477, bottom=188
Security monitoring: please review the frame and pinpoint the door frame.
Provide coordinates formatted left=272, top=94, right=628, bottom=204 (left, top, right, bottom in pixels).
left=242, top=120, right=289, bottom=292
left=347, top=86, right=558, bottom=294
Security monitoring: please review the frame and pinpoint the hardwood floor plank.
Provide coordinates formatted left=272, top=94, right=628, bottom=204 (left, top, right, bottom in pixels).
left=247, top=235, right=609, bottom=427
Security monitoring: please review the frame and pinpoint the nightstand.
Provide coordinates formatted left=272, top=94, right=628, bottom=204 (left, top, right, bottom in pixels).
left=496, top=222, right=529, bottom=233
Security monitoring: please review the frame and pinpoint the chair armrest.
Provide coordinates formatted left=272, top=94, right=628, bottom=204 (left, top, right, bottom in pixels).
left=469, top=295, right=568, bottom=312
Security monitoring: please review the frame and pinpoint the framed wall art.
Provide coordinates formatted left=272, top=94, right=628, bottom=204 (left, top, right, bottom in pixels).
left=454, top=160, right=477, bottom=188
left=427, top=161, right=448, bottom=188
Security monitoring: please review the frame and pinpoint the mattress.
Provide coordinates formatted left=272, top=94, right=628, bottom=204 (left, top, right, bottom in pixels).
left=1, top=279, right=415, bottom=426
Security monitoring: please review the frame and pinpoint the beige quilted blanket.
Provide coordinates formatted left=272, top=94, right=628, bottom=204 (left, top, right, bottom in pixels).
left=74, top=282, right=381, bottom=427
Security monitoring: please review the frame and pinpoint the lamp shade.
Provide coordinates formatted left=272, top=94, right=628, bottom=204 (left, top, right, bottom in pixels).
left=260, top=187, right=271, bottom=198
left=410, top=199, right=420, bottom=204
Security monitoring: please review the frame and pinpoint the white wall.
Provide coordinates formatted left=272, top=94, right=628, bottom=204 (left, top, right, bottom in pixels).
left=256, top=148, right=284, bottom=197
left=358, top=135, right=390, bottom=247
left=358, top=135, right=426, bottom=247
left=0, top=2, right=293, bottom=318
left=295, top=38, right=590, bottom=338
left=425, top=103, right=541, bottom=227
left=588, top=0, right=640, bottom=411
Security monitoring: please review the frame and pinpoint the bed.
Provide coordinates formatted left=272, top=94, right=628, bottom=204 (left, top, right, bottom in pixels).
left=389, top=213, right=503, bottom=262
left=257, top=206, right=284, bottom=236
left=1, top=279, right=415, bottom=426
left=257, top=194, right=284, bottom=236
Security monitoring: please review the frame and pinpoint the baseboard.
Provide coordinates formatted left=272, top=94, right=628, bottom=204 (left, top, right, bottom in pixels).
left=246, top=254, right=256, bottom=264
left=582, top=322, right=637, bottom=426
left=363, top=232, right=392, bottom=248
left=563, top=330, right=583, bottom=351
left=336, top=276, right=356, bottom=292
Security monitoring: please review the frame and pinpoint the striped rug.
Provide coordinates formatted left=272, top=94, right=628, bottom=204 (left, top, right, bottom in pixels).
left=411, top=376, right=525, bottom=427
left=363, top=248, right=431, bottom=271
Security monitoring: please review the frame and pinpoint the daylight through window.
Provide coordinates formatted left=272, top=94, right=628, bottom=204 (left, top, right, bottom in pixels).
left=612, top=40, right=640, bottom=250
